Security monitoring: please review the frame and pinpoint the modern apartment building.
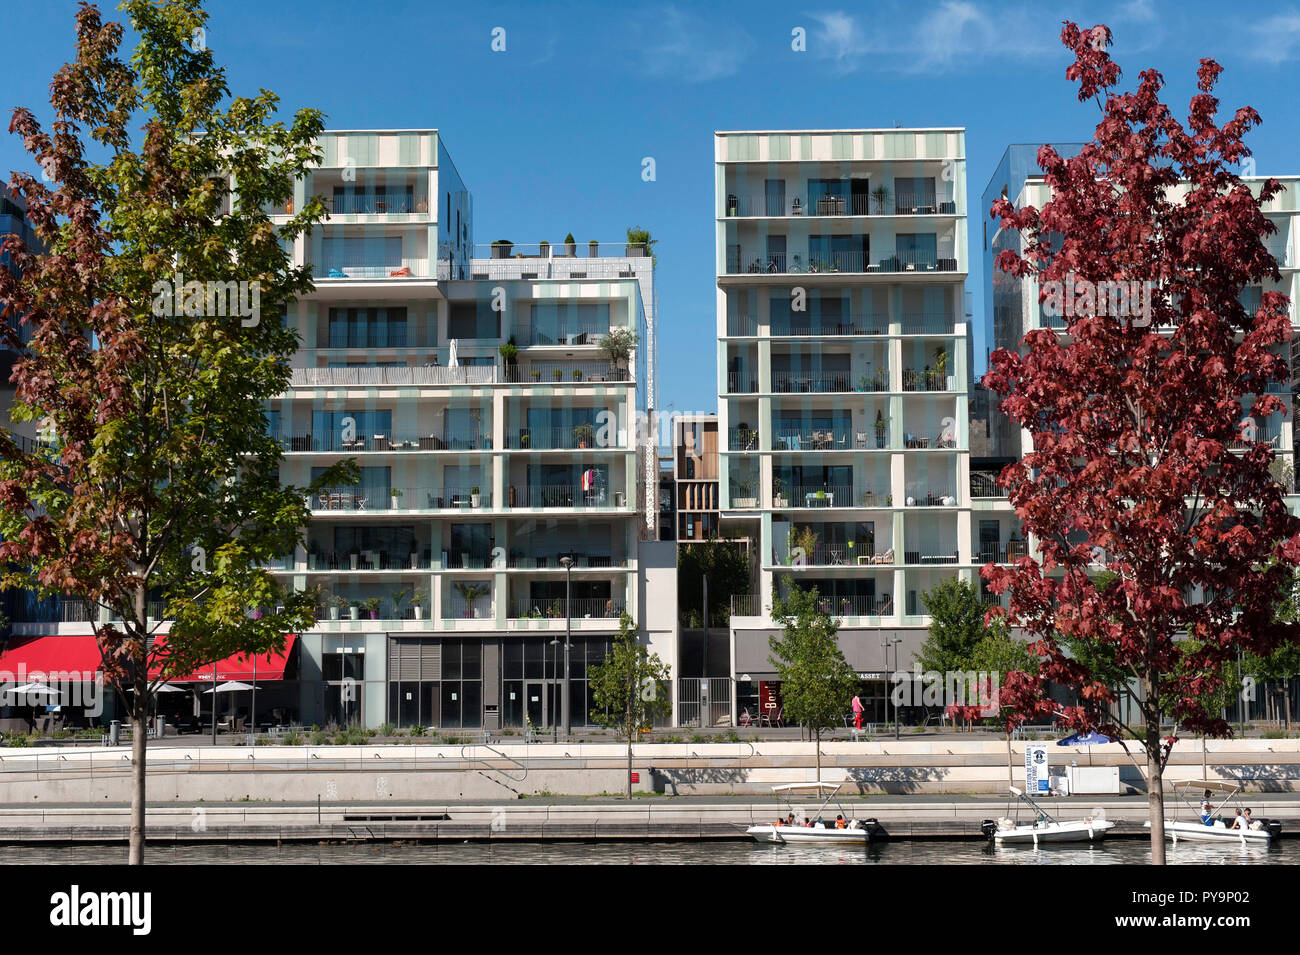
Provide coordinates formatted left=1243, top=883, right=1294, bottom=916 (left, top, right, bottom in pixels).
left=0, top=131, right=665, bottom=734
left=715, top=128, right=978, bottom=725
left=671, top=413, right=720, bottom=543
left=268, top=128, right=660, bottom=732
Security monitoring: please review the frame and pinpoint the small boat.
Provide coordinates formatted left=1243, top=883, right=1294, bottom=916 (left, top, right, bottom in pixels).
left=1147, top=780, right=1282, bottom=845
left=983, top=786, right=1114, bottom=846
left=746, top=782, right=879, bottom=845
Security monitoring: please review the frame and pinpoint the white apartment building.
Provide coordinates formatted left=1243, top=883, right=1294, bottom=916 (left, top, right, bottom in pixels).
left=715, top=128, right=980, bottom=725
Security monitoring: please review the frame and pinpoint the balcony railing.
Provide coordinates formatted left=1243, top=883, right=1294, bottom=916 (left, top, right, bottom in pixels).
left=970, top=471, right=1003, bottom=498
left=317, top=263, right=431, bottom=279
left=904, top=489, right=957, bottom=506
left=903, top=548, right=959, bottom=565
left=771, top=372, right=853, bottom=394
left=774, top=430, right=852, bottom=451
left=813, top=595, right=894, bottom=616
left=505, top=426, right=608, bottom=451
left=509, top=597, right=625, bottom=619
left=520, top=324, right=609, bottom=347
left=327, top=191, right=430, bottom=216
left=727, top=315, right=759, bottom=336
left=729, top=427, right=760, bottom=451
left=289, top=367, right=497, bottom=387
left=731, top=594, right=760, bottom=617
left=280, top=431, right=490, bottom=452
left=506, top=361, right=629, bottom=383
left=902, top=369, right=949, bottom=392
left=726, top=247, right=958, bottom=275
left=1230, top=424, right=1281, bottom=449
left=902, top=433, right=958, bottom=450
left=511, top=485, right=623, bottom=508
left=727, top=371, right=758, bottom=393
left=771, top=319, right=889, bottom=336
left=785, top=543, right=879, bottom=566
left=305, top=551, right=434, bottom=571
left=894, top=194, right=956, bottom=215
left=309, top=486, right=492, bottom=511
left=443, top=594, right=493, bottom=619
left=506, top=554, right=626, bottom=569
left=975, top=541, right=1030, bottom=564
left=900, top=315, right=957, bottom=335
left=784, top=484, right=855, bottom=508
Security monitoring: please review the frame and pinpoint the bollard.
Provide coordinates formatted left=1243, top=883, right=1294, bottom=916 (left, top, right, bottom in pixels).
left=109, top=720, right=121, bottom=747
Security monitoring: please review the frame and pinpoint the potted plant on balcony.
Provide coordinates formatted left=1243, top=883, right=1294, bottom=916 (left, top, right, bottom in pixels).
left=874, top=411, right=888, bottom=448
left=455, top=582, right=490, bottom=618
left=530, top=368, right=541, bottom=381
left=589, top=239, right=599, bottom=257
left=411, top=588, right=427, bottom=620
left=772, top=475, right=788, bottom=508
left=491, top=239, right=513, bottom=259
left=471, top=486, right=482, bottom=508
left=598, top=327, right=638, bottom=375
left=499, top=337, right=518, bottom=378
left=390, top=487, right=403, bottom=510
left=563, top=233, right=576, bottom=256
left=349, top=547, right=360, bottom=570
left=871, top=184, right=891, bottom=215
left=361, top=597, right=382, bottom=620
left=410, top=545, right=421, bottom=570
left=389, top=586, right=411, bottom=621
left=539, top=239, right=550, bottom=257
left=572, top=368, right=583, bottom=381
left=573, top=422, right=595, bottom=449
left=626, top=226, right=656, bottom=262
left=349, top=601, right=360, bottom=621
left=933, top=346, right=948, bottom=387
left=552, top=368, right=564, bottom=381
left=328, top=594, right=347, bottom=622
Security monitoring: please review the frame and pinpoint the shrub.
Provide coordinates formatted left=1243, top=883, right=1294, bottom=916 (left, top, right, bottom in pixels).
left=379, top=722, right=395, bottom=738
left=310, top=730, right=327, bottom=746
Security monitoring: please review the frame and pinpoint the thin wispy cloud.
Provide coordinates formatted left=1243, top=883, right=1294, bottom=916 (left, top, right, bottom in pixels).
left=635, top=7, right=754, bottom=82
left=1249, top=9, right=1300, bottom=64
left=808, top=11, right=869, bottom=73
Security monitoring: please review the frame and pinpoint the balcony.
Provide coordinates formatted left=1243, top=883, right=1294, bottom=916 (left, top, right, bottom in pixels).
left=317, top=263, right=432, bottom=280
left=505, top=361, right=629, bottom=383
left=902, top=431, right=958, bottom=449
left=894, top=193, right=956, bottom=216
left=902, top=369, right=950, bottom=392
left=519, top=324, right=609, bottom=347
left=731, top=594, right=761, bottom=617
left=504, top=553, right=626, bottom=569
left=975, top=540, right=1030, bottom=564
left=903, top=547, right=959, bottom=565
left=309, top=486, right=493, bottom=512
left=722, top=192, right=956, bottom=218
left=904, top=488, right=958, bottom=507
left=772, top=372, right=853, bottom=394
left=900, top=315, right=957, bottom=335
left=508, top=597, right=625, bottom=620
left=280, top=431, right=491, bottom=453
left=289, top=367, right=497, bottom=387
left=773, top=430, right=852, bottom=451
left=510, top=484, right=627, bottom=509
left=327, top=189, right=430, bottom=216
left=783, top=484, right=855, bottom=508
left=814, top=594, right=895, bottom=616
left=305, top=550, right=433, bottom=571
left=505, top=426, right=609, bottom=451
left=770, top=317, right=889, bottom=336
left=728, top=427, right=760, bottom=451
left=726, top=371, right=758, bottom=394
left=725, top=247, right=958, bottom=276
left=970, top=471, right=1003, bottom=498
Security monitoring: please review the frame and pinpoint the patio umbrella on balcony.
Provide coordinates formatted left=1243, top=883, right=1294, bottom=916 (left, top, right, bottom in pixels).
left=448, top=338, right=459, bottom=368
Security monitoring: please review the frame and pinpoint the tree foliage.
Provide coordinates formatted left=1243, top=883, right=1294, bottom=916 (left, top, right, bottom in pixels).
left=677, top=537, right=751, bottom=628
left=0, top=0, right=348, bottom=862
left=769, top=585, right=858, bottom=774
left=588, top=613, right=671, bottom=799
left=982, top=21, right=1300, bottom=861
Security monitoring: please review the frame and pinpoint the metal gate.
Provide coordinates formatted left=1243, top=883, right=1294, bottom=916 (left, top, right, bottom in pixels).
left=677, top=678, right=734, bottom=727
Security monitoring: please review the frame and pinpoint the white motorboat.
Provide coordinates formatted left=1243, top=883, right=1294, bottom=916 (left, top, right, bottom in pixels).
left=984, top=786, right=1115, bottom=846
left=1146, top=781, right=1281, bottom=845
left=746, top=782, right=879, bottom=845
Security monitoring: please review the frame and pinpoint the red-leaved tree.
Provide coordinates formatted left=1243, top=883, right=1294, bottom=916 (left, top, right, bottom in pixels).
left=984, top=22, right=1300, bottom=863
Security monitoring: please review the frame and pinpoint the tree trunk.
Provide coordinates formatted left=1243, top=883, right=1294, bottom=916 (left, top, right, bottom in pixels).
left=814, top=727, right=821, bottom=781
left=626, top=726, right=633, bottom=801
left=128, top=584, right=149, bottom=865
left=1146, top=719, right=1166, bottom=865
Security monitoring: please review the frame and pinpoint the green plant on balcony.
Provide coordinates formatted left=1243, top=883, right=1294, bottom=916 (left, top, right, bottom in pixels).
left=598, top=327, right=638, bottom=371
left=787, top=525, right=819, bottom=565
left=454, top=582, right=490, bottom=618
left=871, top=184, right=891, bottom=214
left=471, top=486, right=482, bottom=507
left=563, top=233, right=576, bottom=255
left=499, top=337, right=518, bottom=372
left=389, top=586, right=411, bottom=619
left=530, top=369, right=541, bottom=381
left=573, top=422, right=595, bottom=448
left=772, top=475, right=788, bottom=507
left=573, top=369, right=583, bottom=380
left=625, top=226, right=656, bottom=263
left=360, top=597, right=382, bottom=619
left=553, top=368, right=564, bottom=381
left=933, top=345, right=948, bottom=376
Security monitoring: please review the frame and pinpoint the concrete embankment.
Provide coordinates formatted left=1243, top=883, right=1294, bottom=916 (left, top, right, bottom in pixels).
left=1, top=738, right=1299, bottom=843
left=1, top=738, right=1298, bottom=803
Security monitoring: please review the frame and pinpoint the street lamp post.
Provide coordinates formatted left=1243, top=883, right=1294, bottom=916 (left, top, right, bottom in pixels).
left=559, top=554, right=575, bottom=737
left=550, top=638, right=561, bottom=743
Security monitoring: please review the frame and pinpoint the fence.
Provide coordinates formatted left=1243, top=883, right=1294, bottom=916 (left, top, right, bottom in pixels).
left=677, top=678, right=734, bottom=728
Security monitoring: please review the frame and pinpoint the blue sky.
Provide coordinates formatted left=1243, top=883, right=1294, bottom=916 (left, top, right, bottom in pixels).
left=2, top=0, right=1299, bottom=413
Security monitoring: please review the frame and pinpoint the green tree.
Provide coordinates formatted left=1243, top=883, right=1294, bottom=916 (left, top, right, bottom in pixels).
left=677, top=537, right=751, bottom=628
left=0, top=1, right=349, bottom=864
left=769, top=585, right=859, bottom=780
left=589, top=613, right=672, bottom=799
left=917, top=578, right=995, bottom=674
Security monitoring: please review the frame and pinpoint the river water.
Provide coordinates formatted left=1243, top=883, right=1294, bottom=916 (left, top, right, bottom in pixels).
left=7, top=839, right=1299, bottom=865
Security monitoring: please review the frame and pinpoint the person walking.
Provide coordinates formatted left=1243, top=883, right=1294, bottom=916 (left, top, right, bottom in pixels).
left=851, top=693, right=864, bottom=731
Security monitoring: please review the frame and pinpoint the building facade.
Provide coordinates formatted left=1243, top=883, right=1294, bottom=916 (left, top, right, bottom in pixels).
left=715, top=128, right=981, bottom=725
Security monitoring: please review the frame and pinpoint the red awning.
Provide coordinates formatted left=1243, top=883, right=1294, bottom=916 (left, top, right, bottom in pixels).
left=0, top=635, right=104, bottom=681
left=149, top=634, right=298, bottom=683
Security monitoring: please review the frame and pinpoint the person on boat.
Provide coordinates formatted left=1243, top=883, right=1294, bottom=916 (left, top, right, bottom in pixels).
left=1201, top=790, right=1214, bottom=826
left=835, top=814, right=846, bottom=829
left=786, top=813, right=796, bottom=827
left=1231, top=808, right=1245, bottom=829
left=1242, top=808, right=1258, bottom=830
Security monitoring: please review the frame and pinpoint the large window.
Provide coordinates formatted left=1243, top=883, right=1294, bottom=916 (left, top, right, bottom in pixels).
left=448, top=301, right=499, bottom=340
left=528, top=303, right=611, bottom=345
left=328, top=307, right=408, bottom=348
left=387, top=638, right=482, bottom=729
